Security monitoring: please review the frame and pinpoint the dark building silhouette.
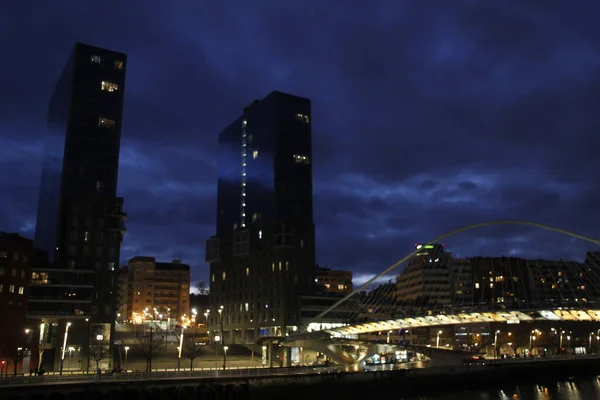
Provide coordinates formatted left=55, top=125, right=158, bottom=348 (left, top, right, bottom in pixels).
left=0, top=233, right=47, bottom=373
left=206, top=91, right=315, bottom=346
left=32, top=42, right=128, bottom=371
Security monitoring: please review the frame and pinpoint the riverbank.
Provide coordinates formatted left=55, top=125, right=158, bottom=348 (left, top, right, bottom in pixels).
left=2, top=356, right=600, bottom=400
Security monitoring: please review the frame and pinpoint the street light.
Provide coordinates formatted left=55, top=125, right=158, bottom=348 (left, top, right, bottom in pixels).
left=436, top=330, right=442, bottom=348
left=218, top=305, right=225, bottom=370
left=223, top=346, right=229, bottom=370
left=494, top=330, right=500, bottom=359
left=60, top=322, right=72, bottom=375
left=124, top=346, right=130, bottom=368
left=387, top=330, right=392, bottom=344
left=178, top=326, right=186, bottom=371
left=214, top=335, right=221, bottom=370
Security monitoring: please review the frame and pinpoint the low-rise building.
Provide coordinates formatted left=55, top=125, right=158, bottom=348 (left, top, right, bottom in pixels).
left=122, top=256, right=190, bottom=323
left=315, top=266, right=353, bottom=295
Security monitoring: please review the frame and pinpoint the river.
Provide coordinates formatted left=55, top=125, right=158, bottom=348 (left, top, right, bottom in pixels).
left=405, top=376, right=600, bottom=400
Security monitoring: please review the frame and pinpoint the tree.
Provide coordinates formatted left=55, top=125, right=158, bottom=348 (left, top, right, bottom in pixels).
left=195, top=281, right=208, bottom=295
left=183, top=339, right=203, bottom=371
left=89, top=341, right=111, bottom=372
left=37, top=341, right=47, bottom=370
left=136, top=326, right=164, bottom=372
left=10, top=348, right=24, bottom=377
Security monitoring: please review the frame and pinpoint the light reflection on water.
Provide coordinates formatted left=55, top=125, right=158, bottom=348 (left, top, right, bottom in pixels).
left=393, top=376, right=600, bottom=400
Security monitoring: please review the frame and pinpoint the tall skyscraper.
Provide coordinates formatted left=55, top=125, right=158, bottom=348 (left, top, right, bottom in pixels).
left=33, top=43, right=127, bottom=371
left=206, top=91, right=316, bottom=345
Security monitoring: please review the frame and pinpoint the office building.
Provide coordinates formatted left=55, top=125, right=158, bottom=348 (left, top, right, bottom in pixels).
left=0, top=233, right=46, bottom=372
left=205, top=91, right=316, bottom=344
left=395, top=244, right=452, bottom=308
left=315, top=266, right=353, bottom=295
left=32, top=42, right=128, bottom=371
left=122, top=257, right=190, bottom=323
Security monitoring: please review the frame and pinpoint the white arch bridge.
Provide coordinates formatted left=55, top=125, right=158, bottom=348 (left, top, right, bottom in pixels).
left=279, top=220, right=600, bottom=365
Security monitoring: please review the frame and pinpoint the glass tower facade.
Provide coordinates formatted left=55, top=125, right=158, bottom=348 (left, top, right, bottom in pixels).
left=33, top=43, right=128, bottom=371
left=206, top=91, right=316, bottom=346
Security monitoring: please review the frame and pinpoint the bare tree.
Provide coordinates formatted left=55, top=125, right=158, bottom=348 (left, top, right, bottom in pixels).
left=10, top=348, right=24, bottom=376
left=195, top=281, right=208, bottom=295
left=37, top=341, right=47, bottom=370
left=183, top=339, right=203, bottom=371
left=89, top=341, right=111, bottom=372
left=136, top=326, right=164, bottom=372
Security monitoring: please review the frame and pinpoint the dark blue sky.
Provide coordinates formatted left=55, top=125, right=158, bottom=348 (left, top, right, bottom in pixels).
left=2, top=1, right=600, bottom=287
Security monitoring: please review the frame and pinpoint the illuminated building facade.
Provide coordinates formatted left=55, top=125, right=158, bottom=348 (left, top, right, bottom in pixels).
left=122, top=257, right=190, bottom=323
left=394, top=244, right=452, bottom=307
left=315, top=267, right=353, bottom=295
left=32, top=42, right=128, bottom=371
left=206, top=91, right=316, bottom=344
left=0, top=233, right=46, bottom=372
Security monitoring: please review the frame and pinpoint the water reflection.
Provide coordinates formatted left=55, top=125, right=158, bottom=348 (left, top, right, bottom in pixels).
left=390, top=376, right=600, bottom=400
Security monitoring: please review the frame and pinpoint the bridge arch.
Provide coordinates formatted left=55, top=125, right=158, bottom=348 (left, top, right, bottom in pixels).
left=310, top=219, right=600, bottom=323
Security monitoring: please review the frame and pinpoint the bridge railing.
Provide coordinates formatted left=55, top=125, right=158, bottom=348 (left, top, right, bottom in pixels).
left=0, top=365, right=344, bottom=388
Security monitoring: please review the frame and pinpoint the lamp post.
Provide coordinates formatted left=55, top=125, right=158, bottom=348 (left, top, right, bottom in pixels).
left=223, top=346, right=229, bottom=370
left=560, top=330, right=565, bottom=352
left=590, top=332, right=594, bottom=354
left=494, top=330, right=500, bottom=359
left=124, top=346, right=129, bottom=369
left=214, top=334, right=220, bottom=370
left=436, top=330, right=442, bottom=349
left=178, top=326, right=185, bottom=371
left=219, top=305, right=226, bottom=370
left=60, top=322, right=71, bottom=375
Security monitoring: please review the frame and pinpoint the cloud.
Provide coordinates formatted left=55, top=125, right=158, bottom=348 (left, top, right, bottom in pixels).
left=2, top=1, right=600, bottom=284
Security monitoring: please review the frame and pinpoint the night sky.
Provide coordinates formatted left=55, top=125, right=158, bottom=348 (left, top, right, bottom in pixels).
left=2, top=1, right=600, bottom=288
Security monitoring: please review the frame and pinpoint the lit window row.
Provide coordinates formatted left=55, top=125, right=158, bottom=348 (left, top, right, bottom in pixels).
left=0, top=284, right=24, bottom=294
left=98, top=117, right=115, bottom=128
left=101, top=81, right=118, bottom=92
left=295, top=113, right=310, bottom=123
left=293, top=154, right=310, bottom=164
left=90, top=55, right=124, bottom=70
left=240, top=120, right=248, bottom=228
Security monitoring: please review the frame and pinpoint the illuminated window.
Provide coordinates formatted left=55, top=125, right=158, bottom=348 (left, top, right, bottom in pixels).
left=337, top=284, right=344, bottom=290
left=211, top=273, right=215, bottom=282
left=475, top=282, right=480, bottom=289
left=253, top=150, right=259, bottom=159
left=98, top=117, right=116, bottom=128
left=246, top=267, right=250, bottom=277
left=293, top=154, right=310, bottom=164
left=295, top=113, right=310, bottom=123
left=258, top=230, right=262, bottom=239
left=9, top=285, right=15, bottom=293
left=272, top=262, right=275, bottom=272
left=18, top=286, right=24, bottom=295
left=324, top=284, right=330, bottom=289
left=91, top=55, right=102, bottom=64
left=101, top=81, right=118, bottom=92
left=114, top=60, right=124, bottom=70
left=222, top=271, right=226, bottom=280
left=84, top=231, right=90, bottom=242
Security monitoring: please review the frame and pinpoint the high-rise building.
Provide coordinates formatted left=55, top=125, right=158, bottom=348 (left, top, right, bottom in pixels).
left=205, top=91, right=315, bottom=345
left=32, top=42, right=128, bottom=371
left=395, top=244, right=452, bottom=308
left=122, top=257, right=191, bottom=323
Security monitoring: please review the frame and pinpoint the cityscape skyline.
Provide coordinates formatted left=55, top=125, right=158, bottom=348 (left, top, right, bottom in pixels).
left=2, top=2, right=600, bottom=288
